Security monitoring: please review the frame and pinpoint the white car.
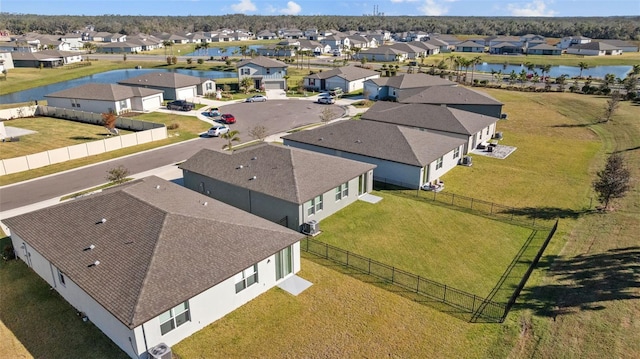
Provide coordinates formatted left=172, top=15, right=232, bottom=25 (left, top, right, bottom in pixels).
left=245, top=95, right=267, bottom=102
left=207, top=124, right=230, bottom=137
left=318, top=96, right=335, bottom=104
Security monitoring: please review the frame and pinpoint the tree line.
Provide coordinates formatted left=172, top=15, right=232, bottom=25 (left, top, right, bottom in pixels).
left=1, top=14, right=639, bottom=40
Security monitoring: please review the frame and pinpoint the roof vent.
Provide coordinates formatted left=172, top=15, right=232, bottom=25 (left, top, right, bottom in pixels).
left=96, top=218, right=107, bottom=224
left=83, top=244, right=96, bottom=251
left=251, top=157, right=257, bottom=160
left=319, top=137, right=323, bottom=141
left=237, top=165, right=243, bottom=169
left=203, top=201, right=208, bottom=206
left=250, top=176, right=257, bottom=180
left=155, top=185, right=161, bottom=189
left=356, top=139, right=362, bottom=143
left=88, top=260, right=100, bottom=268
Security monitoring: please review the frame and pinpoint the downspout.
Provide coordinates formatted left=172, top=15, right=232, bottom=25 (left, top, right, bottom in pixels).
left=141, top=323, right=149, bottom=355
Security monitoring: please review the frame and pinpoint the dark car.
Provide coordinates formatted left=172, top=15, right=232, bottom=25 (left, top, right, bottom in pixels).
left=220, top=114, right=236, bottom=124
left=167, top=100, right=194, bottom=111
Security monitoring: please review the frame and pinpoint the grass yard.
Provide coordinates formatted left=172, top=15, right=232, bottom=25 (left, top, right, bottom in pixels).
left=314, top=192, right=539, bottom=302
left=423, top=51, right=640, bottom=67
left=0, top=117, right=133, bottom=159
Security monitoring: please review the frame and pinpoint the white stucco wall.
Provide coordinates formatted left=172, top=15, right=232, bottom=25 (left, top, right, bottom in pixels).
left=45, top=97, right=130, bottom=115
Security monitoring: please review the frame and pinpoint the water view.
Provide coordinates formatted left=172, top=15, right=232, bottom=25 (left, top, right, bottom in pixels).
left=0, top=68, right=237, bottom=104
left=184, top=45, right=263, bottom=57
left=474, top=63, right=632, bottom=79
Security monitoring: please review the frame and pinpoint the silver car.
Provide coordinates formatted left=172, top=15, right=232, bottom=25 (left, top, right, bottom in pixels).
left=207, top=124, right=230, bottom=137
left=317, top=96, right=336, bottom=104
left=245, top=95, right=267, bottom=102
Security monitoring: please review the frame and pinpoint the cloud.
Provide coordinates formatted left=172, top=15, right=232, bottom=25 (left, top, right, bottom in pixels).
left=279, top=1, right=302, bottom=15
left=231, top=0, right=257, bottom=13
left=391, top=0, right=418, bottom=3
left=507, top=0, right=557, bottom=16
left=418, top=0, right=456, bottom=16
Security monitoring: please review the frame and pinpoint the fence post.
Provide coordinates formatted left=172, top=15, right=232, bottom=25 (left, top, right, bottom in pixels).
left=368, top=257, right=371, bottom=275
left=451, top=194, right=455, bottom=205
left=532, top=217, right=536, bottom=228
left=346, top=251, right=349, bottom=267
left=416, top=276, right=420, bottom=293
left=443, top=285, right=447, bottom=301
left=433, top=191, right=437, bottom=201
left=392, top=267, right=395, bottom=283
left=490, top=202, right=494, bottom=215
left=472, top=295, right=476, bottom=312
left=325, top=242, right=328, bottom=259
left=471, top=198, right=474, bottom=210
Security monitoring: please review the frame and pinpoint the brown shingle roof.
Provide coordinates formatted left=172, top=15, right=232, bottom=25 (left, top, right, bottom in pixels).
left=283, top=120, right=465, bottom=167
left=398, top=86, right=503, bottom=106
left=180, top=144, right=375, bottom=204
left=45, top=83, right=158, bottom=101
left=361, top=102, right=498, bottom=135
left=118, top=72, right=203, bottom=88
left=3, top=176, right=302, bottom=329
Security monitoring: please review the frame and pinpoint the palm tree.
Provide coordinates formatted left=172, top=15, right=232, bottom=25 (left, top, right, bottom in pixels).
left=221, top=130, right=240, bottom=151
left=524, top=62, right=536, bottom=75
left=470, top=55, right=482, bottom=84
left=540, top=64, right=551, bottom=81
left=82, top=41, right=97, bottom=54
left=239, top=44, right=248, bottom=59
left=162, top=40, right=173, bottom=56
left=578, top=62, right=589, bottom=78
left=458, top=57, right=471, bottom=83
left=240, top=76, right=254, bottom=94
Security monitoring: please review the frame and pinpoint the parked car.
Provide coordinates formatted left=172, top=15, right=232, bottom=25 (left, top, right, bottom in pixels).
left=205, top=107, right=221, bottom=117
left=207, top=124, right=230, bottom=137
left=329, top=87, right=344, bottom=98
left=220, top=114, right=236, bottom=124
left=245, top=95, right=267, bottom=102
left=166, top=100, right=194, bottom=111
left=318, top=96, right=335, bottom=104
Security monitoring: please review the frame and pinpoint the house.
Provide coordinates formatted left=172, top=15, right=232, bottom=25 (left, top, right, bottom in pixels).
left=283, top=120, right=467, bottom=189
left=10, top=50, right=83, bottom=68
left=357, top=45, right=408, bottom=62
left=3, top=176, right=303, bottom=359
left=118, top=72, right=206, bottom=100
left=484, top=35, right=522, bottom=47
left=526, top=43, right=562, bottom=56
left=430, top=34, right=462, bottom=47
left=256, top=30, right=277, bottom=40
left=60, top=33, right=84, bottom=50
left=425, top=38, right=451, bottom=53
left=98, top=42, right=143, bottom=54
left=455, top=40, right=485, bottom=53
left=363, top=73, right=456, bottom=101
left=236, top=56, right=288, bottom=90
left=320, top=35, right=346, bottom=50
left=0, top=52, right=14, bottom=72
left=303, top=66, right=380, bottom=93
left=558, top=36, right=591, bottom=50
left=298, top=39, right=331, bottom=55
left=398, top=85, right=504, bottom=118
left=597, top=39, right=638, bottom=53
left=566, top=42, right=622, bottom=56
left=408, top=41, right=440, bottom=56
left=45, top=83, right=164, bottom=114
left=389, top=42, right=428, bottom=59
left=180, top=144, right=376, bottom=231
left=361, top=101, right=499, bottom=154
left=489, top=42, right=522, bottom=55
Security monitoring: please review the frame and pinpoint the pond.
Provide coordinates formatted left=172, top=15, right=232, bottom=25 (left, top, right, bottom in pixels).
left=473, top=63, right=632, bottom=79
left=184, top=45, right=263, bottom=57
left=0, top=68, right=238, bottom=104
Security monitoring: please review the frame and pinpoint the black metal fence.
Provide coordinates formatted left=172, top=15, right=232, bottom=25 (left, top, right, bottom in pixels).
left=302, top=237, right=507, bottom=323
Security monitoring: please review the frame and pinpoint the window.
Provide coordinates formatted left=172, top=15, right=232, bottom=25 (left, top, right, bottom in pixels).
left=119, top=100, right=128, bottom=109
left=335, top=183, right=349, bottom=201
left=453, top=147, right=460, bottom=159
left=266, top=68, right=271, bottom=75
left=241, top=68, right=250, bottom=75
left=309, top=79, right=315, bottom=86
left=275, top=246, right=293, bottom=280
left=235, top=264, right=258, bottom=293
left=57, top=268, right=66, bottom=287
left=436, top=156, right=444, bottom=170
left=306, top=195, right=323, bottom=216
left=159, top=301, right=190, bottom=335
left=486, top=127, right=490, bottom=135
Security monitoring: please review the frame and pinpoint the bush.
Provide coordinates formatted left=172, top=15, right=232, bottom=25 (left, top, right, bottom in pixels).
left=167, top=123, right=180, bottom=130
left=197, top=58, right=204, bottom=64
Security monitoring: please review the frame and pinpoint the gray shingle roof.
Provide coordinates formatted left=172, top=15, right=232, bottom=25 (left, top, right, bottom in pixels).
left=236, top=56, right=288, bottom=68
left=180, top=144, right=375, bottom=204
left=45, top=83, right=160, bottom=101
left=3, top=176, right=302, bottom=329
left=398, top=86, right=503, bottom=106
left=570, top=42, right=621, bottom=51
left=118, top=72, right=203, bottom=88
left=305, top=66, right=379, bottom=81
left=383, top=73, right=456, bottom=89
left=283, top=120, right=466, bottom=167
left=361, top=102, right=498, bottom=135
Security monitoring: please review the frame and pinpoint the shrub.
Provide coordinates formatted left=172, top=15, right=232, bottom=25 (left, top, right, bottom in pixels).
left=167, top=123, right=180, bottom=130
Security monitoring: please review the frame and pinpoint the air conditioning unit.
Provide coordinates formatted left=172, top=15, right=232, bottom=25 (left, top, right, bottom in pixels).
left=493, top=132, right=503, bottom=140
left=302, top=220, right=320, bottom=236
left=148, top=343, right=172, bottom=359
left=461, top=156, right=473, bottom=166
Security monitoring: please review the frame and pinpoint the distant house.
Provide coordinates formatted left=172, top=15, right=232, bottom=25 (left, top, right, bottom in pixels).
left=0, top=52, right=14, bottom=71
left=256, top=30, right=277, bottom=40
left=398, top=85, right=504, bottom=118
left=45, top=83, right=164, bottom=114
left=455, top=40, right=485, bottom=53
left=558, top=36, right=591, bottom=50
left=526, top=43, right=562, bottom=56
left=283, top=120, right=467, bottom=189
left=180, top=144, right=376, bottom=231
left=357, top=45, right=408, bottom=62
left=118, top=72, right=208, bottom=100
left=11, top=49, right=83, bottom=68
left=98, top=42, right=143, bottom=54
left=389, top=42, right=428, bottom=59
left=489, top=42, right=521, bottom=55
left=361, top=101, right=499, bottom=154
left=363, top=73, right=456, bottom=101
left=303, top=66, right=380, bottom=93
left=566, top=42, right=622, bottom=56
left=236, top=56, right=288, bottom=90
left=4, top=176, right=303, bottom=359
left=298, top=39, right=331, bottom=55
left=597, top=39, right=638, bottom=53
left=408, top=41, right=440, bottom=56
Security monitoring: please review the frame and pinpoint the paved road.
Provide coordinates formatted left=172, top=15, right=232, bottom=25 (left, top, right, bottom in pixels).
left=0, top=99, right=348, bottom=213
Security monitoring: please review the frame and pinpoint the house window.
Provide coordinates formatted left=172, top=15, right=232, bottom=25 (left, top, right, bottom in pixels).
left=486, top=127, right=490, bottom=135
left=159, top=301, right=190, bottom=335
left=453, top=147, right=460, bottom=159
left=307, top=195, right=323, bottom=216
left=206, top=82, right=213, bottom=90
left=235, top=264, right=258, bottom=293
left=266, top=68, right=271, bottom=75
left=241, top=68, right=250, bottom=75
left=309, top=79, right=315, bottom=86
left=436, top=156, right=444, bottom=170
left=335, top=183, right=349, bottom=201
left=119, top=100, right=128, bottom=109
left=57, top=268, right=66, bottom=287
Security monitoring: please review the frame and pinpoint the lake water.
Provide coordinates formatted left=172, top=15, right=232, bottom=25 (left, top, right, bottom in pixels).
left=474, top=63, right=632, bottom=79
left=185, top=45, right=263, bottom=57
left=0, top=68, right=237, bottom=104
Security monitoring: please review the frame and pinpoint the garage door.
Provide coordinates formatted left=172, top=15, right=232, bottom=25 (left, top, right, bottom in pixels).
left=176, top=87, right=197, bottom=100
left=142, top=95, right=162, bottom=111
left=264, top=81, right=284, bottom=90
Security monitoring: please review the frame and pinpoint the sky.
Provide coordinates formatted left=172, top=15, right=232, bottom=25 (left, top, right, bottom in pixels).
left=0, top=0, right=638, bottom=17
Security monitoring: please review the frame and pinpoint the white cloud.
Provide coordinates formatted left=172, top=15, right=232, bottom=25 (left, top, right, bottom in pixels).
left=507, top=0, right=557, bottom=16
left=391, top=0, right=418, bottom=3
left=418, top=0, right=456, bottom=16
left=279, top=1, right=302, bottom=15
left=231, top=0, right=257, bottom=13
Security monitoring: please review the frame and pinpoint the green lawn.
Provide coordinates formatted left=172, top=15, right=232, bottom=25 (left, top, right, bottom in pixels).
left=0, top=117, right=134, bottom=159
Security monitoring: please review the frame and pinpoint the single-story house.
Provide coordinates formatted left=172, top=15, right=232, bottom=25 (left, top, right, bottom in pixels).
left=4, top=176, right=303, bottom=359
left=11, top=50, right=83, bottom=68
left=283, top=120, right=466, bottom=189
left=256, top=30, right=277, bottom=40
left=98, top=42, right=144, bottom=54
left=389, top=42, right=429, bottom=59
left=566, top=42, right=622, bottom=56
left=597, top=39, right=638, bottom=53
left=363, top=73, right=456, bottom=101
left=180, top=144, right=376, bottom=232
left=356, top=45, right=408, bottom=62
left=236, top=56, right=288, bottom=90
left=361, top=101, right=498, bottom=154
left=408, top=41, right=440, bottom=56
left=558, top=36, right=591, bottom=50
left=484, top=36, right=522, bottom=47
left=455, top=40, right=485, bottom=53
left=45, top=83, right=164, bottom=114
left=118, top=72, right=206, bottom=100
left=489, top=42, right=522, bottom=55
left=526, top=43, right=562, bottom=56
left=397, top=85, right=504, bottom=118
left=304, top=66, right=380, bottom=93
left=298, top=39, right=331, bottom=55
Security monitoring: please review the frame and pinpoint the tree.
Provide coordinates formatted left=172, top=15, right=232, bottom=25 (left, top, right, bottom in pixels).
left=601, top=91, right=621, bottom=123
left=123, top=53, right=127, bottom=62
left=221, top=130, right=240, bottom=150
left=592, top=153, right=630, bottom=210
left=470, top=55, right=482, bottom=84
left=248, top=125, right=268, bottom=141
left=101, top=112, right=117, bottom=133
left=578, top=61, right=589, bottom=78
left=162, top=40, right=173, bottom=56
left=106, top=165, right=130, bottom=184
left=82, top=41, right=97, bottom=54
left=319, top=107, right=336, bottom=124
left=240, top=76, right=254, bottom=94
